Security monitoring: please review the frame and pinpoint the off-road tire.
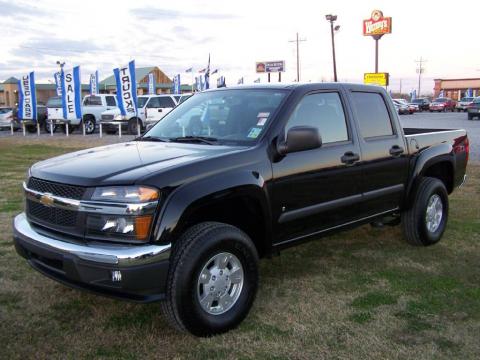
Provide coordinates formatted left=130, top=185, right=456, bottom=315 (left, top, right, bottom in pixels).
left=161, top=222, right=259, bottom=337
left=402, top=177, right=449, bottom=246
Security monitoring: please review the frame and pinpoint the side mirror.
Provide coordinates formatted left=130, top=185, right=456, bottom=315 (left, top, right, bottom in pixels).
left=278, top=126, right=322, bottom=155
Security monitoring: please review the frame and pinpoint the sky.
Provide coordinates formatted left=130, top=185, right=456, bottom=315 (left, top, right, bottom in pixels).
left=1, top=0, right=479, bottom=96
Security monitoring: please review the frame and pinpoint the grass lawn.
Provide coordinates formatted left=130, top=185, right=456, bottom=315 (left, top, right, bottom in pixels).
left=0, top=137, right=479, bottom=359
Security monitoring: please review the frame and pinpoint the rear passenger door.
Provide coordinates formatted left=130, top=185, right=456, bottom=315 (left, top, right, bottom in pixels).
left=158, top=97, right=176, bottom=118
left=349, top=90, right=409, bottom=216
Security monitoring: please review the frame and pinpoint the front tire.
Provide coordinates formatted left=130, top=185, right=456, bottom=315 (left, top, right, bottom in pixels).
left=401, top=177, right=449, bottom=246
left=82, top=116, right=96, bottom=135
left=161, top=222, right=259, bottom=336
left=128, top=118, right=142, bottom=135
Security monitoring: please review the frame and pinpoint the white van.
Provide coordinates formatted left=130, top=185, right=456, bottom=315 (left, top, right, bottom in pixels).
left=100, top=94, right=178, bottom=135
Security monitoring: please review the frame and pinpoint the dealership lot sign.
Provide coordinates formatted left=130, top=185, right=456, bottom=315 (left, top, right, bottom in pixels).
left=364, top=72, right=389, bottom=86
left=363, top=10, right=392, bottom=36
left=114, top=60, right=138, bottom=116
left=17, top=72, right=37, bottom=121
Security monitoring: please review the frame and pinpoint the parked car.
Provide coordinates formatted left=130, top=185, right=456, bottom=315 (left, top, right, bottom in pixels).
left=411, top=98, right=430, bottom=112
left=13, top=84, right=469, bottom=336
left=10, top=104, right=47, bottom=133
left=456, top=97, right=475, bottom=112
left=393, top=98, right=416, bottom=114
left=46, top=94, right=118, bottom=134
left=392, top=99, right=410, bottom=115
left=467, top=97, right=480, bottom=120
left=100, top=94, right=178, bottom=135
left=429, top=98, right=456, bottom=112
left=0, top=107, right=19, bottom=130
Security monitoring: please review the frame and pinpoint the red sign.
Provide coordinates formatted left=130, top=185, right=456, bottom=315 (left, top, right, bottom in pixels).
left=363, top=10, right=392, bottom=36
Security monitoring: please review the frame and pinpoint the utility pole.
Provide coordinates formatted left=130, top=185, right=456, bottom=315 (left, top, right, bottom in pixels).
left=325, top=14, right=339, bottom=82
left=289, top=33, right=306, bottom=82
left=415, top=57, right=427, bottom=97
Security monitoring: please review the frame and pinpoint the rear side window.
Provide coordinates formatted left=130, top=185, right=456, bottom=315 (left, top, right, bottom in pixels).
left=84, top=96, right=102, bottom=106
left=159, top=97, right=176, bottom=108
left=351, top=92, right=393, bottom=138
left=106, top=96, right=116, bottom=106
left=286, top=92, right=349, bottom=144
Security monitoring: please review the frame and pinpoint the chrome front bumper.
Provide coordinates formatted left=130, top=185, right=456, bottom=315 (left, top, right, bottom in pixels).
left=13, top=212, right=171, bottom=267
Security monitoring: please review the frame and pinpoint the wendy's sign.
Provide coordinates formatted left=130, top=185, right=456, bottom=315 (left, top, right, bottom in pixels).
left=363, top=10, right=392, bottom=37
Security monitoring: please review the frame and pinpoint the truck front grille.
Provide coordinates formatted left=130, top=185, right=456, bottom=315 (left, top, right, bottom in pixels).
left=101, top=114, right=114, bottom=121
left=27, top=199, right=78, bottom=227
left=28, top=177, right=86, bottom=200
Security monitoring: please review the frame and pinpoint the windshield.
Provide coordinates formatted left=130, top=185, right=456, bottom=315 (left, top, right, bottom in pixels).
left=0, top=108, right=12, bottom=114
left=412, top=99, right=423, bottom=104
left=46, top=97, right=62, bottom=108
left=461, top=97, right=474, bottom=102
left=145, top=89, right=288, bottom=145
left=435, top=98, right=447, bottom=103
left=137, top=97, right=149, bottom=108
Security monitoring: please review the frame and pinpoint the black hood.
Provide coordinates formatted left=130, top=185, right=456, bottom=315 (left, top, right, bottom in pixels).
left=30, top=141, right=243, bottom=187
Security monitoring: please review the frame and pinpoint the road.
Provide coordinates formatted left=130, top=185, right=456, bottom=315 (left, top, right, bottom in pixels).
left=1, top=111, right=478, bottom=161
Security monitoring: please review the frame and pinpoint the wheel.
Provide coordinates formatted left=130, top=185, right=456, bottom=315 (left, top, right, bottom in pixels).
left=44, top=121, right=57, bottom=133
left=25, top=124, right=37, bottom=133
left=401, top=177, right=449, bottom=246
left=82, top=116, right=96, bottom=135
left=61, top=124, right=74, bottom=134
left=161, top=222, right=259, bottom=336
left=128, top=118, right=143, bottom=135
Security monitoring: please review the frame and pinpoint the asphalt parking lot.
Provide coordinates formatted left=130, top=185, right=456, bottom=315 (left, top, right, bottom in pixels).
left=1, top=111, right=478, bottom=161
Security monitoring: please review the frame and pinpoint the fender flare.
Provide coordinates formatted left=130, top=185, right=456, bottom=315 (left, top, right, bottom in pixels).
left=153, top=170, right=272, bottom=245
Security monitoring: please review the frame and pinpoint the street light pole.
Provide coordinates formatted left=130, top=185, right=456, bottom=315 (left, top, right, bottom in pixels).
left=325, top=14, right=338, bottom=82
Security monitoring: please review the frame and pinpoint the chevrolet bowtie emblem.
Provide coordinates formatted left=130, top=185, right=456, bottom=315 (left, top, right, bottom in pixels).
left=40, top=194, right=55, bottom=207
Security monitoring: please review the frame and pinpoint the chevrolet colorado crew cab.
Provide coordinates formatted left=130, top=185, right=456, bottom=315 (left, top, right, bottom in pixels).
left=13, top=84, right=469, bottom=336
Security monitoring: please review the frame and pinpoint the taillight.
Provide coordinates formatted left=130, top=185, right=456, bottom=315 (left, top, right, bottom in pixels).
left=453, top=136, right=469, bottom=163
left=465, top=137, right=470, bottom=163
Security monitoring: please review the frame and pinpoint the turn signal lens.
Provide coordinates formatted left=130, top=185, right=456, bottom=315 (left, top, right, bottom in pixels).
left=135, top=215, right=153, bottom=241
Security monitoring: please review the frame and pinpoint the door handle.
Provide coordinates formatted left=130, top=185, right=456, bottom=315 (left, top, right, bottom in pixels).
left=389, top=145, right=404, bottom=157
left=341, top=151, right=360, bottom=164
left=158, top=109, right=163, bottom=112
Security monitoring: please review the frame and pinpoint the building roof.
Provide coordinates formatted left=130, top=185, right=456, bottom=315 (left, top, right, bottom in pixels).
left=3, top=77, right=18, bottom=84
left=99, top=67, right=156, bottom=86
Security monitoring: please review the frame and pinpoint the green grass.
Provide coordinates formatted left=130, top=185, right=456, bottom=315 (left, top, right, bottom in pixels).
left=0, top=137, right=479, bottom=359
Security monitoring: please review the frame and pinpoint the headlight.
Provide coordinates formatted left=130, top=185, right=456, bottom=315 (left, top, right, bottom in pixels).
left=114, top=114, right=126, bottom=121
left=87, top=186, right=160, bottom=242
left=91, top=186, right=159, bottom=203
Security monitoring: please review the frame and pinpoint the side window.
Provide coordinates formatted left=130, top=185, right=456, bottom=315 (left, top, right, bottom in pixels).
left=83, top=96, right=102, bottom=106
left=285, top=92, right=349, bottom=144
left=351, top=92, right=393, bottom=138
left=106, top=96, right=116, bottom=106
left=159, top=97, right=176, bottom=108
left=147, top=97, right=161, bottom=108
left=174, top=96, right=181, bottom=103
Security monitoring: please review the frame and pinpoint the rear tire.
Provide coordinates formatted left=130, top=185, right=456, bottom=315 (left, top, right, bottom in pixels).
left=128, top=118, right=142, bottom=135
left=44, top=121, right=57, bottom=133
left=61, top=124, right=74, bottom=134
left=161, top=222, right=259, bottom=337
left=25, top=124, right=37, bottom=133
left=82, top=116, right=96, bottom=135
left=401, top=177, right=448, bottom=246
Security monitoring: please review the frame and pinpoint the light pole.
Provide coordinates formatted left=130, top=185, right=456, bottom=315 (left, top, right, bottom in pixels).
left=325, top=14, right=339, bottom=82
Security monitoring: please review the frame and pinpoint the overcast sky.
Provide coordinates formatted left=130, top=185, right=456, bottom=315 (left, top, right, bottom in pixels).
left=1, top=0, right=479, bottom=95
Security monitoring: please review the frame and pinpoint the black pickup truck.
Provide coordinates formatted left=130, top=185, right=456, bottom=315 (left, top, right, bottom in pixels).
left=13, top=84, right=469, bottom=336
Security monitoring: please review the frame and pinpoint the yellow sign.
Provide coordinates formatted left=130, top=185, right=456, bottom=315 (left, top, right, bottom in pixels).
left=364, top=73, right=389, bottom=86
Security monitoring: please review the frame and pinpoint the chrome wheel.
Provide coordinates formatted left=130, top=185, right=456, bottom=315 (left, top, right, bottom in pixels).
left=197, top=252, right=244, bottom=315
left=425, top=194, right=443, bottom=233
left=84, top=119, right=95, bottom=134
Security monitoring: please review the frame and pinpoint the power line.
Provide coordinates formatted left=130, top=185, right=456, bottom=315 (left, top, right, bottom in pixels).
left=288, top=33, right=306, bottom=82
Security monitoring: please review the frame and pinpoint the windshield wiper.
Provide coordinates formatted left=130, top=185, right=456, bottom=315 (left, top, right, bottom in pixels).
left=135, top=135, right=170, bottom=142
left=169, top=136, right=218, bottom=145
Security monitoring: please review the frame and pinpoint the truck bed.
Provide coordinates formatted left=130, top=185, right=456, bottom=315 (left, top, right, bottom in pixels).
left=403, top=127, right=467, bottom=155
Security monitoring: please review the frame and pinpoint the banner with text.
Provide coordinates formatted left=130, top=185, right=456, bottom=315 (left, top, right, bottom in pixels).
left=89, top=70, right=99, bottom=95
left=54, top=72, right=62, bottom=96
left=148, top=73, right=155, bottom=94
left=173, top=74, right=181, bottom=94
left=114, top=60, right=137, bottom=117
left=17, top=72, right=37, bottom=121
left=61, top=66, right=83, bottom=120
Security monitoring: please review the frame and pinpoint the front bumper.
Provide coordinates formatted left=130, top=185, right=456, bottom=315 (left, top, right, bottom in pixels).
left=13, top=213, right=171, bottom=302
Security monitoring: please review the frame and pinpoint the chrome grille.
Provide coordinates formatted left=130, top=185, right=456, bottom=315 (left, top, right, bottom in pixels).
left=27, top=177, right=85, bottom=200
left=101, top=114, right=114, bottom=121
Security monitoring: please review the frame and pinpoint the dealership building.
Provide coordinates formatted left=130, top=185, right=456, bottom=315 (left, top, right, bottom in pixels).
left=433, top=78, right=480, bottom=99
left=0, top=66, right=190, bottom=107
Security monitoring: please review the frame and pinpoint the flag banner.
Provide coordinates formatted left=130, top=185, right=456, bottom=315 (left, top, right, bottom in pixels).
left=199, top=68, right=206, bottom=73
left=205, top=54, right=210, bottom=90
left=61, top=66, right=82, bottom=120
left=200, top=75, right=205, bottom=91
left=54, top=72, right=62, bottom=96
left=195, top=77, right=200, bottom=91
left=254, top=78, right=260, bottom=83
left=438, top=90, right=444, bottom=98
left=114, top=60, right=138, bottom=117
left=466, top=88, right=472, bottom=97
left=185, top=67, right=193, bottom=73
left=173, top=74, right=181, bottom=94
left=89, top=70, right=99, bottom=95
left=17, top=71, right=37, bottom=121
left=148, top=73, right=155, bottom=94
left=238, top=77, right=244, bottom=85
left=217, top=76, right=226, bottom=88
left=211, top=69, right=218, bottom=75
